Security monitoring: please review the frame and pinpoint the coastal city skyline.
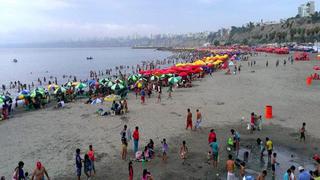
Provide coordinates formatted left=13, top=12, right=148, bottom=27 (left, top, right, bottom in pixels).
left=0, top=0, right=318, bottom=44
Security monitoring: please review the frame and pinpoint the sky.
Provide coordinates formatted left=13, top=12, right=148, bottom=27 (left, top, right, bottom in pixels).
left=0, top=0, right=318, bottom=44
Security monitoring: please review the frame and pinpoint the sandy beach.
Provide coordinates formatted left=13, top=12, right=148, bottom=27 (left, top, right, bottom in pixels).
left=0, top=53, right=320, bottom=179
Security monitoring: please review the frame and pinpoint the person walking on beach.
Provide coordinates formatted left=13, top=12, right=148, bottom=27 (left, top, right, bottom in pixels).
left=226, top=154, right=236, bottom=180
left=31, top=162, right=50, bottom=180
left=132, top=126, right=139, bottom=154
left=120, top=125, right=131, bottom=143
left=128, top=161, right=134, bottom=180
left=161, top=138, right=169, bottom=162
left=276, top=60, right=279, bottom=67
left=75, top=148, right=82, bottom=180
left=194, top=109, right=202, bottom=130
left=209, top=139, right=219, bottom=168
left=266, top=60, right=269, bottom=67
left=140, top=89, right=146, bottom=104
left=121, top=132, right=128, bottom=160
left=179, top=141, right=188, bottom=165
left=87, top=145, right=96, bottom=175
left=300, top=122, right=306, bottom=142
left=186, top=109, right=193, bottom=130
left=231, top=129, right=240, bottom=156
left=265, top=137, right=273, bottom=162
left=12, top=161, right=25, bottom=180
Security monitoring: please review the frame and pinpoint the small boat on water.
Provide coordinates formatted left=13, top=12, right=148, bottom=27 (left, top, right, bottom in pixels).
left=13, top=59, right=18, bottom=63
left=86, top=56, right=93, bottom=60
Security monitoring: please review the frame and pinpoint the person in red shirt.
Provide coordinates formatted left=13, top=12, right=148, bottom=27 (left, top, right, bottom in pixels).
left=87, top=145, right=96, bottom=175
left=132, top=126, right=139, bottom=153
left=208, top=129, right=216, bottom=144
left=250, top=112, right=255, bottom=133
left=128, top=161, right=133, bottom=180
left=186, top=109, right=192, bottom=130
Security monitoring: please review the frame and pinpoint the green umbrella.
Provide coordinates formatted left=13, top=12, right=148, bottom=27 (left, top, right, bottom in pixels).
left=76, top=83, right=87, bottom=89
left=111, top=83, right=125, bottom=91
left=115, top=79, right=124, bottom=84
left=107, top=81, right=114, bottom=87
left=168, top=77, right=181, bottom=85
left=66, top=82, right=72, bottom=87
left=30, top=89, right=44, bottom=98
left=128, top=75, right=139, bottom=82
left=54, top=87, right=67, bottom=94
left=150, top=75, right=159, bottom=81
left=138, top=77, right=147, bottom=82
left=99, top=78, right=110, bottom=85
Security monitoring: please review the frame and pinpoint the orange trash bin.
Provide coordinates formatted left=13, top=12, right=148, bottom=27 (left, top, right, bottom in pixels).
left=265, top=105, right=272, bottom=119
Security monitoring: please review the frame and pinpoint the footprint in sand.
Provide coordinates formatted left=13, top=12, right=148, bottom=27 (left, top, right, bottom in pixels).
left=170, top=112, right=182, bottom=117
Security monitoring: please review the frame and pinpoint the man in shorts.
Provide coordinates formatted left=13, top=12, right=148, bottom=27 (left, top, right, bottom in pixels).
left=300, top=122, right=306, bottom=142
left=209, top=140, right=219, bottom=168
left=186, top=109, right=192, bottom=130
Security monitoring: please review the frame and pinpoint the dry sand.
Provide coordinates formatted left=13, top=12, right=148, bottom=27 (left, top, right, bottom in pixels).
left=0, top=53, right=319, bottom=179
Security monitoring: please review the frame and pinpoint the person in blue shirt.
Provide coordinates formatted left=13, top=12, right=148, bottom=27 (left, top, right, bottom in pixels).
left=75, top=148, right=83, bottom=180
left=298, top=166, right=311, bottom=180
left=209, top=140, right=219, bottom=168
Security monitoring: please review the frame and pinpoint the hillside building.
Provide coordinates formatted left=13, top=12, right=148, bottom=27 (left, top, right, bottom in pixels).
left=298, top=1, right=315, bottom=17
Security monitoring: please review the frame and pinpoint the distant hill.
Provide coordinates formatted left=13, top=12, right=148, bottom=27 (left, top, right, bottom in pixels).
left=209, top=13, right=320, bottom=45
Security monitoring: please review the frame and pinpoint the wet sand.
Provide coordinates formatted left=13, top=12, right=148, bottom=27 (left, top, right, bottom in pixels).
left=0, top=53, right=320, bottom=179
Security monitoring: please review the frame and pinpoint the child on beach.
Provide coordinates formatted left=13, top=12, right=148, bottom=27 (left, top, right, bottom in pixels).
left=75, top=149, right=82, bottom=180
left=87, top=145, right=96, bottom=175
left=128, top=161, right=133, bottom=180
left=84, top=154, right=92, bottom=179
left=271, top=153, right=278, bottom=177
left=179, top=141, right=188, bottom=165
left=207, top=151, right=212, bottom=164
left=161, top=139, right=168, bottom=162
left=300, top=122, right=306, bottom=142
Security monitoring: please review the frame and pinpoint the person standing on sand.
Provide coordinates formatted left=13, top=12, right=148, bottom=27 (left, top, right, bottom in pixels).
left=75, top=148, right=82, bottom=180
left=231, top=129, right=240, bottom=156
left=226, top=154, right=236, bottom=180
left=300, top=122, right=306, bottom=142
left=161, top=138, right=169, bottom=162
left=186, top=109, right=193, bottom=130
left=194, top=109, right=202, bottom=130
left=257, top=170, right=267, bottom=180
left=132, top=126, right=139, bottom=154
left=128, top=161, right=134, bottom=180
left=266, top=60, right=269, bottom=67
left=31, top=162, right=50, bottom=180
left=265, top=137, right=273, bottom=162
left=179, top=141, right=188, bottom=165
left=209, top=139, right=219, bottom=168
left=87, top=145, right=96, bottom=175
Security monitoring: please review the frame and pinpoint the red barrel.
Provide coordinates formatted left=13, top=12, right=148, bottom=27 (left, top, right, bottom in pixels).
left=265, top=105, right=272, bottom=119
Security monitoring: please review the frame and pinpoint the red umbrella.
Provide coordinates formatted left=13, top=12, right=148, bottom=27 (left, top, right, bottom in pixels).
left=179, top=72, right=188, bottom=77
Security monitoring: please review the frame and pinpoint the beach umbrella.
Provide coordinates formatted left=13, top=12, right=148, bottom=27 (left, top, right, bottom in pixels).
left=128, top=75, right=139, bottom=82
left=48, top=84, right=59, bottom=91
left=138, top=77, right=147, bottom=82
left=111, top=83, right=125, bottom=91
left=20, top=89, right=30, bottom=95
left=91, top=98, right=102, bottom=105
left=168, top=77, right=181, bottom=85
left=54, top=87, right=67, bottom=95
left=30, top=90, right=44, bottom=98
left=178, top=72, right=188, bottom=77
left=65, top=82, right=72, bottom=87
left=75, top=83, right=87, bottom=89
left=150, top=75, right=159, bottom=81
left=115, top=79, right=124, bottom=84
left=104, top=94, right=121, bottom=102
left=88, top=79, right=96, bottom=86
left=99, top=78, right=110, bottom=85
left=107, top=81, right=114, bottom=87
